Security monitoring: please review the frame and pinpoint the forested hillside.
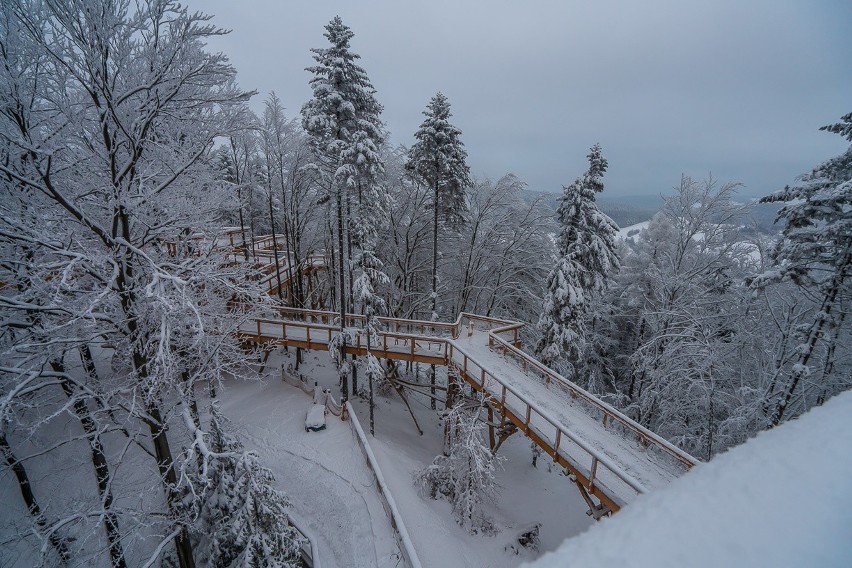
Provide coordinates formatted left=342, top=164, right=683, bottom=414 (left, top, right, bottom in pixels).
left=1, top=2, right=848, bottom=566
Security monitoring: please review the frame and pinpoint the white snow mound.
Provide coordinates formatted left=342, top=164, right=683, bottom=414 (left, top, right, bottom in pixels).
left=305, top=404, right=327, bottom=431
left=523, top=390, right=852, bottom=568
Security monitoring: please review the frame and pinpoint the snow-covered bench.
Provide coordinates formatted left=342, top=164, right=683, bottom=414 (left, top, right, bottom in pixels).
left=305, top=404, right=327, bottom=432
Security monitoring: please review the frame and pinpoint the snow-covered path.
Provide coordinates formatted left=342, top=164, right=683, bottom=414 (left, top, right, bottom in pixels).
left=451, top=332, right=685, bottom=505
left=217, top=375, right=401, bottom=568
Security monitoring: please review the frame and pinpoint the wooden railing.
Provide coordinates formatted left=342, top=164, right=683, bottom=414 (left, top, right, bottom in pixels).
left=484, top=319, right=697, bottom=471
left=250, top=316, right=449, bottom=362
left=226, top=234, right=699, bottom=511
left=447, top=343, right=647, bottom=505
left=250, top=308, right=698, bottom=469
left=249, top=306, right=698, bottom=475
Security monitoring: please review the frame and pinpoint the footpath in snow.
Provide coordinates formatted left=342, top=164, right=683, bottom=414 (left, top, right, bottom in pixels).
left=217, top=361, right=401, bottom=568
left=227, top=350, right=595, bottom=568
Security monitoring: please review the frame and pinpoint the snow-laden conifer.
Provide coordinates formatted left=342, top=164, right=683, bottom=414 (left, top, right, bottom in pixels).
left=406, top=92, right=472, bottom=320
left=754, top=112, right=852, bottom=425
left=406, top=93, right=471, bottom=408
left=536, top=144, right=619, bottom=376
left=200, top=405, right=303, bottom=568
left=302, top=16, right=387, bottom=399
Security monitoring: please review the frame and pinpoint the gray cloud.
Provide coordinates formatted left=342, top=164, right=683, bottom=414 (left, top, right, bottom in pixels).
left=191, top=0, right=851, bottom=197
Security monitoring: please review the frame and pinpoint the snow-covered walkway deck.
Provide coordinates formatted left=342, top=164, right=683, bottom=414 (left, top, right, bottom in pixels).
left=237, top=308, right=698, bottom=512
left=450, top=332, right=684, bottom=507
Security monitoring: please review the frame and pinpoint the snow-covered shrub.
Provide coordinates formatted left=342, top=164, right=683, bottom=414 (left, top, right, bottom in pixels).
left=198, top=405, right=303, bottom=567
left=416, top=401, right=503, bottom=534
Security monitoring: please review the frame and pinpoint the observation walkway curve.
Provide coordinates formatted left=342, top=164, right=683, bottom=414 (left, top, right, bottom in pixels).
left=236, top=305, right=699, bottom=514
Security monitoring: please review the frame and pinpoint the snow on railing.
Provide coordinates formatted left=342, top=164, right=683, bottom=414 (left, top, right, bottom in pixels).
left=286, top=512, right=321, bottom=568
left=447, top=344, right=648, bottom=503
left=346, top=402, right=422, bottom=568
left=251, top=306, right=697, bottom=471
left=482, top=319, right=699, bottom=471
left=245, top=304, right=697, bottom=507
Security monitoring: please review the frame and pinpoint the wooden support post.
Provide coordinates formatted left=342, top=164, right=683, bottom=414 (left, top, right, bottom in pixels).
left=572, top=476, right=611, bottom=521
left=590, top=457, right=599, bottom=491
left=487, top=405, right=496, bottom=451
left=258, top=348, right=271, bottom=374
left=445, top=369, right=458, bottom=411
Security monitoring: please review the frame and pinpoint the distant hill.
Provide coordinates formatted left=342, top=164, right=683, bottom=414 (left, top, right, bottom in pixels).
left=521, top=190, right=784, bottom=234
left=520, top=190, right=662, bottom=227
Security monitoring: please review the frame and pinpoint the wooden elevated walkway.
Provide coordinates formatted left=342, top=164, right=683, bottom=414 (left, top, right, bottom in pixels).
left=237, top=305, right=698, bottom=514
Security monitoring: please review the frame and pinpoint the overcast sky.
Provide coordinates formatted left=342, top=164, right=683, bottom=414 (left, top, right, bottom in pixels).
left=190, top=0, right=851, bottom=197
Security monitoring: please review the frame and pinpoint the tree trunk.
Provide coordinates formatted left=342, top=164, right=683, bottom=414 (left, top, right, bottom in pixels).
left=368, top=337, right=375, bottom=436
left=336, top=182, right=349, bottom=401
left=146, top=403, right=196, bottom=568
left=116, top=223, right=195, bottom=568
left=53, top=360, right=127, bottom=568
left=0, top=433, right=70, bottom=563
left=430, top=180, right=439, bottom=410
left=231, top=140, right=249, bottom=262
left=266, top=179, right=284, bottom=300
left=772, top=277, right=842, bottom=426
left=237, top=186, right=249, bottom=261
left=248, top=185, right=257, bottom=261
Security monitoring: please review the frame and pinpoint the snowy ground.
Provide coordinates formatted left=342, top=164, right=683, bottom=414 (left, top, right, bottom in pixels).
left=2, top=346, right=595, bottom=567
left=616, top=221, right=650, bottom=243
left=227, top=348, right=594, bottom=567
left=215, top=362, right=401, bottom=568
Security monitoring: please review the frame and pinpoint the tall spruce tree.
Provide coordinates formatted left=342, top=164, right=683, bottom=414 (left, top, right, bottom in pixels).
left=755, top=112, right=852, bottom=425
left=407, top=92, right=471, bottom=321
left=536, top=144, right=619, bottom=376
left=406, top=93, right=471, bottom=409
left=302, top=16, right=385, bottom=400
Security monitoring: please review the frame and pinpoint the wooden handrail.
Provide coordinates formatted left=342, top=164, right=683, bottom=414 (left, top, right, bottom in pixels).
left=447, top=343, right=648, bottom=498
left=249, top=305, right=698, bottom=471
left=484, top=320, right=698, bottom=470
left=228, top=236, right=699, bottom=500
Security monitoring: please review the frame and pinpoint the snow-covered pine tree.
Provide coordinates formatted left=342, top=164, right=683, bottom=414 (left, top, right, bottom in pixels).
left=406, top=93, right=471, bottom=408
left=302, top=16, right=386, bottom=400
left=406, top=92, right=472, bottom=321
left=353, top=248, right=390, bottom=434
left=417, top=401, right=503, bottom=535
left=536, top=144, right=619, bottom=377
left=200, top=405, right=303, bottom=568
left=754, top=112, right=852, bottom=425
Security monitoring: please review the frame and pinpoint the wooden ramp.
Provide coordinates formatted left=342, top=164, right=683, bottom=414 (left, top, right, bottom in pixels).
left=236, top=307, right=698, bottom=514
